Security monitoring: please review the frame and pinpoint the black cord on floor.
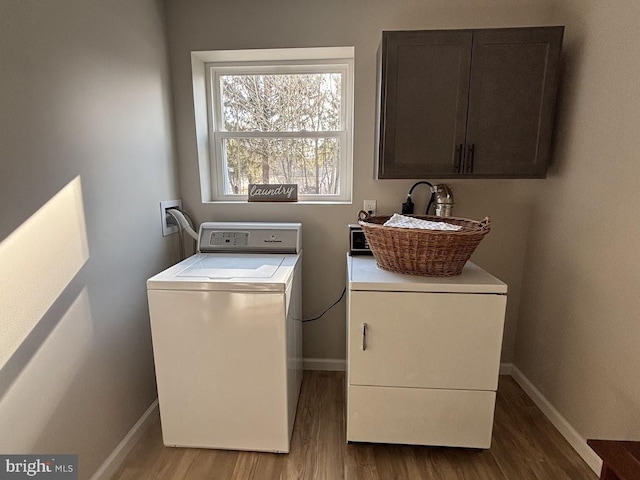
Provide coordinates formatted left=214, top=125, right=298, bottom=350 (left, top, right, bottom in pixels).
left=302, top=287, right=346, bottom=323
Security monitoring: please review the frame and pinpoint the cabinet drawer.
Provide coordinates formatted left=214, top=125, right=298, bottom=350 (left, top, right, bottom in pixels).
left=348, top=291, right=506, bottom=390
left=347, top=385, right=495, bottom=448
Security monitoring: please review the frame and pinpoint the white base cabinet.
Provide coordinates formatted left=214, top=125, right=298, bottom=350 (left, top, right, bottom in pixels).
left=346, top=256, right=507, bottom=449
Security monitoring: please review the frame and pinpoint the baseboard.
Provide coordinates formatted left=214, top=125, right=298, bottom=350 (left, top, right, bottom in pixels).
left=509, top=366, right=602, bottom=476
left=89, top=399, right=159, bottom=480
left=499, top=362, right=513, bottom=375
left=303, top=357, right=346, bottom=371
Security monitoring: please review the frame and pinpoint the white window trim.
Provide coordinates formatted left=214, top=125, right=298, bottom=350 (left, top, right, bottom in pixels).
left=191, top=47, right=354, bottom=204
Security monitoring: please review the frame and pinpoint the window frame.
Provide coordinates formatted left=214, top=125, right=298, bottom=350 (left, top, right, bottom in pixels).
left=192, top=47, right=354, bottom=204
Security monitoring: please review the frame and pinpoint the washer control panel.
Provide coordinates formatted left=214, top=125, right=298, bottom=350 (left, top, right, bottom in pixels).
left=198, top=222, right=301, bottom=254
left=209, top=231, right=249, bottom=247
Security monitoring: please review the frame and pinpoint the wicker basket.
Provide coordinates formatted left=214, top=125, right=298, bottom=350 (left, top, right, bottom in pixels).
left=357, top=211, right=491, bottom=277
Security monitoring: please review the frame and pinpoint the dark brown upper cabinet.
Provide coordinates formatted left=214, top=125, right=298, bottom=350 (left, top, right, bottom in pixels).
left=376, top=27, right=564, bottom=179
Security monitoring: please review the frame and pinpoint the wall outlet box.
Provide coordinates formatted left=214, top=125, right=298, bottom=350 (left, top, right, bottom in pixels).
left=160, top=199, right=182, bottom=236
left=363, top=200, right=377, bottom=216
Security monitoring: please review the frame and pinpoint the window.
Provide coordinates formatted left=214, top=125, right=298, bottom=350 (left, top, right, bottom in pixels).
left=191, top=47, right=354, bottom=203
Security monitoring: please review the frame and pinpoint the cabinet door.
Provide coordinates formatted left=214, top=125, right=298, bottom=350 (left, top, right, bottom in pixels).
left=465, top=27, right=563, bottom=177
left=377, top=30, right=472, bottom=178
left=348, top=291, right=506, bottom=391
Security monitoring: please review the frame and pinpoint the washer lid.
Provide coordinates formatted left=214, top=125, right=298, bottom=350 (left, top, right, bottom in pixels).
left=176, top=255, right=284, bottom=279
left=147, top=253, right=300, bottom=292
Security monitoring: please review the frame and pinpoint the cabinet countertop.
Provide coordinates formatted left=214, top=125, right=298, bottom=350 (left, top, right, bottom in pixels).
left=347, top=254, right=507, bottom=294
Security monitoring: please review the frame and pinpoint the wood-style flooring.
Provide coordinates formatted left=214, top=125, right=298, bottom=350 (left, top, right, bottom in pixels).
left=112, top=371, right=597, bottom=480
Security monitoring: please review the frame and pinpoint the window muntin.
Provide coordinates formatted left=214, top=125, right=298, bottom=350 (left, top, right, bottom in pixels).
left=206, top=57, right=353, bottom=202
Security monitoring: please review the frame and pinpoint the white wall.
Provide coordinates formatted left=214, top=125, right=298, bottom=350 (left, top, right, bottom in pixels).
left=515, top=0, right=640, bottom=440
left=0, top=1, right=179, bottom=478
left=164, top=0, right=556, bottom=364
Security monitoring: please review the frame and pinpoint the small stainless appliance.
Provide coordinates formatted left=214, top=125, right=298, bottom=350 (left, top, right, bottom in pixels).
left=349, top=224, right=372, bottom=255
left=433, top=184, right=454, bottom=217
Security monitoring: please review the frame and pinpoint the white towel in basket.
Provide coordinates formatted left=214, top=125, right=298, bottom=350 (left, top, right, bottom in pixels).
left=383, top=213, right=462, bottom=231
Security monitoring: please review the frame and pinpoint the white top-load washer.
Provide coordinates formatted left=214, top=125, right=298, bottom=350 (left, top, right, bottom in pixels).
left=147, top=222, right=302, bottom=453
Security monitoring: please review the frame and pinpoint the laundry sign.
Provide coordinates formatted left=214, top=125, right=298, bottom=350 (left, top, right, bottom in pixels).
left=247, top=184, right=298, bottom=202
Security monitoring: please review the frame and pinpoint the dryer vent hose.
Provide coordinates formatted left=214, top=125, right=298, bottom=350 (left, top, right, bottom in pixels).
left=166, top=208, right=198, bottom=241
left=166, top=208, right=199, bottom=261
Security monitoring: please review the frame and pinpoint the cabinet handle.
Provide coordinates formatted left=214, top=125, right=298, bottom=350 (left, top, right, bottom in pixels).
left=361, top=323, right=367, bottom=351
left=455, top=144, right=463, bottom=174
left=467, top=144, right=475, bottom=173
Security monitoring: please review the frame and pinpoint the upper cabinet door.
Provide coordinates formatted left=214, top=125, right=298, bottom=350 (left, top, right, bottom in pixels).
left=465, top=27, right=563, bottom=177
left=376, top=27, right=564, bottom=179
left=377, top=30, right=472, bottom=179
